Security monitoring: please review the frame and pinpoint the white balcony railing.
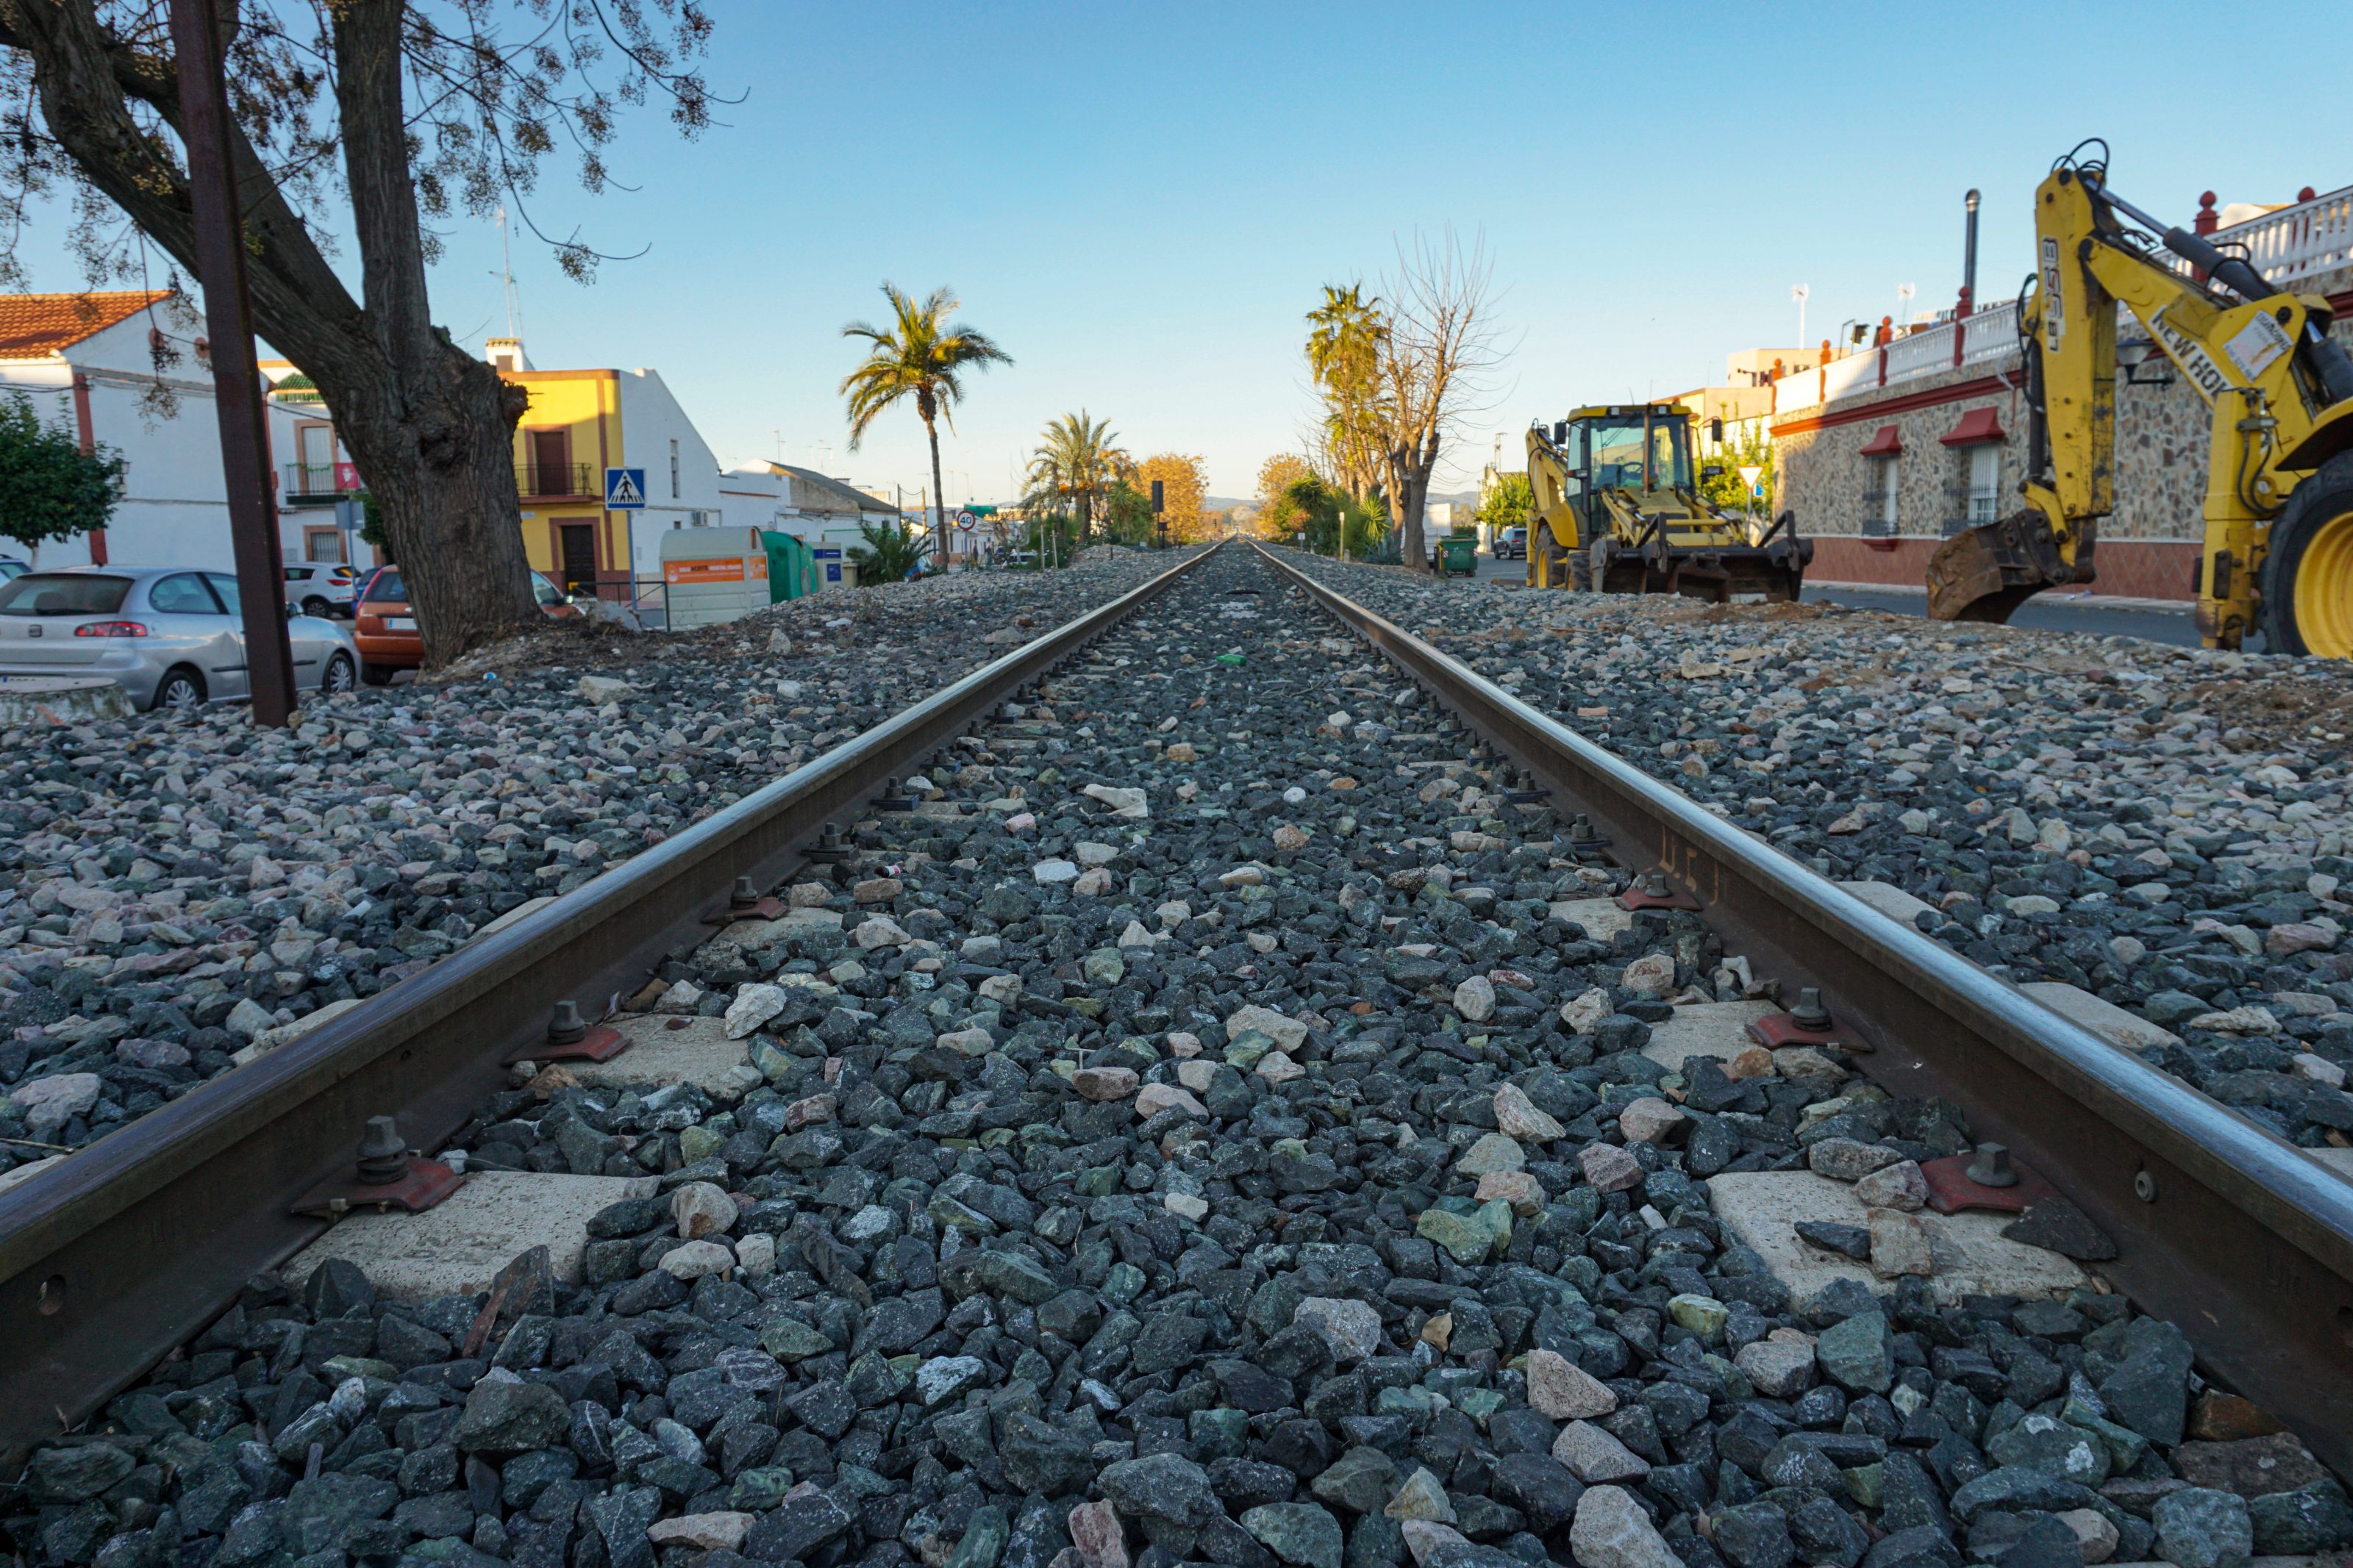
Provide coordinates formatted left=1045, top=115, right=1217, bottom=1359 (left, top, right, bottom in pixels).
left=2186, top=185, right=2353, bottom=286
left=1773, top=297, right=2023, bottom=417
left=1882, top=321, right=1958, bottom=381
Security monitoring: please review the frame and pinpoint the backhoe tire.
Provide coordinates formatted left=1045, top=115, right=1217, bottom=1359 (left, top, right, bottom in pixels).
left=2260, top=453, right=2353, bottom=658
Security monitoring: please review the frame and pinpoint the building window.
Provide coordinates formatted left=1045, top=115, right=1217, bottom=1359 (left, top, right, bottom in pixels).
left=1856, top=424, right=1902, bottom=537
left=303, top=526, right=344, bottom=563
left=1966, top=445, right=2002, bottom=522
left=670, top=439, right=681, bottom=500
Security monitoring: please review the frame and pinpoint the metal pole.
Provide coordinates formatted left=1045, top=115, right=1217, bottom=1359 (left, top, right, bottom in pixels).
left=170, top=0, right=296, bottom=727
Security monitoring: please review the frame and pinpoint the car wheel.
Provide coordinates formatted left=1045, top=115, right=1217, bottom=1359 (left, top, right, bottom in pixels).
left=153, top=667, right=206, bottom=711
left=321, top=651, right=357, bottom=694
left=301, top=595, right=331, bottom=617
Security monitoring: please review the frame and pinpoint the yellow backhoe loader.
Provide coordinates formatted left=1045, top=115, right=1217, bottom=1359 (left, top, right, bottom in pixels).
left=1525, top=404, right=1811, bottom=600
left=1927, top=143, right=2353, bottom=654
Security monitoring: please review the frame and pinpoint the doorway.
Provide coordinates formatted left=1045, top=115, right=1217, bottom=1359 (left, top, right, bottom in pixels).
left=558, top=521, right=599, bottom=595
left=530, top=429, right=573, bottom=495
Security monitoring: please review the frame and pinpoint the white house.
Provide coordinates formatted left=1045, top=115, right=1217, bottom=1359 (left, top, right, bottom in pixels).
left=720, top=460, right=899, bottom=552
left=0, top=290, right=348, bottom=571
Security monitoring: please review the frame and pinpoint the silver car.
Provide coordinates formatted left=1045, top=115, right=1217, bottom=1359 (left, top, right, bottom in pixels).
left=0, top=565, right=360, bottom=710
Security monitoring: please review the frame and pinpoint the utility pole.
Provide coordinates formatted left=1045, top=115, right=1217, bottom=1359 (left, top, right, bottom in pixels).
left=171, top=0, right=296, bottom=727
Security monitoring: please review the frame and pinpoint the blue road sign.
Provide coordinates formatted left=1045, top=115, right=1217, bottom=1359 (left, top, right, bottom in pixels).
left=604, top=468, right=647, bottom=509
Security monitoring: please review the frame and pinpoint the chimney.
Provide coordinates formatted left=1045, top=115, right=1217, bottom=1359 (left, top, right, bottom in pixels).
left=1960, top=188, right=1980, bottom=317
left=485, top=336, right=530, bottom=373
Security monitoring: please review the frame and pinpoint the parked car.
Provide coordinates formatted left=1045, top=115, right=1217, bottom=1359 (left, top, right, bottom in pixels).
left=0, top=565, right=359, bottom=710
left=0, top=558, right=28, bottom=584
left=352, top=565, right=579, bottom=684
left=1498, top=526, right=1528, bottom=560
left=285, top=562, right=359, bottom=617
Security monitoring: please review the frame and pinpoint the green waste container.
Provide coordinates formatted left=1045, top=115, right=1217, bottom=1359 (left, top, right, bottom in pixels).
left=761, top=531, right=815, bottom=602
left=1438, top=533, right=1477, bottom=576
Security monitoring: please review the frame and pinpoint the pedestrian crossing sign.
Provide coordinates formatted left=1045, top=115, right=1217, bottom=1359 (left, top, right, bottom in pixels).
left=604, top=467, right=647, bottom=509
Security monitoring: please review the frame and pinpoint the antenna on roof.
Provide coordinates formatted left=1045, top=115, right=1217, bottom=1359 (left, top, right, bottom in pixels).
left=496, top=206, right=524, bottom=343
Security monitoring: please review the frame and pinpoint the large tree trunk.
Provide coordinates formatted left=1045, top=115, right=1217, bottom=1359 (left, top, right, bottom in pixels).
left=0, top=0, right=542, bottom=665
left=328, top=0, right=540, bottom=659
left=1390, top=430, right=1440, bottom=571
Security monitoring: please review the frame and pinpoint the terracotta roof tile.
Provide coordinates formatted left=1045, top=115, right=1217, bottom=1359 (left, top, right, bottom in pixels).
left=0, top=290, right=172, bottom=359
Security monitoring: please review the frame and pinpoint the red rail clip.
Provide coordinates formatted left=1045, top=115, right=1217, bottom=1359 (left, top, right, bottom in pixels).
left=1615, top=872, right=1700, bottom=912
left=290, top=1116, right=465, bottom=1218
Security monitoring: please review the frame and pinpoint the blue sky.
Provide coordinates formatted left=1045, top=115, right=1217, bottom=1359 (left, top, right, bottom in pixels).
left=17, top=1, right=2352, bottom=505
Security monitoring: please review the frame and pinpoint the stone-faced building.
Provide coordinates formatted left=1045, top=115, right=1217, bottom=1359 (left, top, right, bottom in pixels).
left=1774, top=187, right=2353, bottom=601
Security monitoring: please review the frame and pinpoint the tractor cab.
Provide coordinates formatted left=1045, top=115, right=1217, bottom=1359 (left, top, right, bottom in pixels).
left=1543, top=404, right=1702, bottom=534
left=1561, top=405, right=1693, bottom=498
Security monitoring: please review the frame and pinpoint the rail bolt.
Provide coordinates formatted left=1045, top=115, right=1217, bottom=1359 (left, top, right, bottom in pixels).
left=546, top=1000, right=588, bottom=1046
left=807, top=823, right=855, bottom=864
left=356, top=1115, right=408, bottom=1186
left=1565, top=814, right=1609, bottom=853
left=2134, top=1169, right=2160, bottom=1203
left=1965, top=1142, right=2019, bottom=1189
left=725, top=876, right=762, bottom=917
left=1790, top=987, right=1834, bottom=1031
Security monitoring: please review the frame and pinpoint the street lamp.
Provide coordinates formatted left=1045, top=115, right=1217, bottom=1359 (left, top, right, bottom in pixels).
left=1791, top=284, right=1810, bottom=347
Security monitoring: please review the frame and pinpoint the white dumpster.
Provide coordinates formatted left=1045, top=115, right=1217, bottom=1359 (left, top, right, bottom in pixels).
left=660, top=526, right=769, bottom=627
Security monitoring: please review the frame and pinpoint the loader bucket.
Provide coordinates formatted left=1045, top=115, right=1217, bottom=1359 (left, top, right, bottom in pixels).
left=1925, top=512, right=2082, bottom=623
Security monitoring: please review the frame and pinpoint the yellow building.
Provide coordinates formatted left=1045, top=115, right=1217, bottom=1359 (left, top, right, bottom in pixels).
left=490, top=337, right=723, bottom=598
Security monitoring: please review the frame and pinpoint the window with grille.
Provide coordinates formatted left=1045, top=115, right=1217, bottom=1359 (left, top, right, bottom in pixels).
left=1966, top=445, right=2002, bottom=522
left=1862, top=456, right=1899, bottom=536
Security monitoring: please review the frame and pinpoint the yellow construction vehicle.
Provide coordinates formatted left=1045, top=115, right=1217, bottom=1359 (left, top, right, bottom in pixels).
left=1927, top=143, right=2353, bottom=653
left=1525, top=403, right=1811, bottom=599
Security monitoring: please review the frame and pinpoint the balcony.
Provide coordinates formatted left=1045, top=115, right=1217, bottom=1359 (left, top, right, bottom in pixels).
left=518, top=459, right=594, bottom=498
left=2168, top=183, right=2353, bottom=287
left=1776, top=300, right=2022, bottom=417
left=282, top=462, right=360, bottom=504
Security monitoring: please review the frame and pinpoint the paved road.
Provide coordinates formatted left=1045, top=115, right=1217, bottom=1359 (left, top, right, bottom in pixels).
left=1457, top=550, right=2199, bottom=648
left=1801, top=582, right=2199, bottom=647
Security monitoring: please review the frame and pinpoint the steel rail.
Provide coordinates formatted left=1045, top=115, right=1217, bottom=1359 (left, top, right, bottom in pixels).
left=0, top=544, right=1218, bottom=1458
left=1252, top=543, right=2353, bottom=1472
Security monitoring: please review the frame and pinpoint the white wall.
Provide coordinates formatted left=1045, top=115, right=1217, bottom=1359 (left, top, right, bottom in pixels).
left=2, top=315, right=318, bottom=573
left=617, top=368, right=724, bottom=582
left=717, top=462, right=871, bottom=554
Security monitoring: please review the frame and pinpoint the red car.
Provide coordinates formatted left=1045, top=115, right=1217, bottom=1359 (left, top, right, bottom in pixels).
left=352, top=565, right=579, bottom=684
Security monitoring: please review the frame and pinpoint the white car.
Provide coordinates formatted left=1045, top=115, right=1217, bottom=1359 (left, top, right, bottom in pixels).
left=284, top=562, right=359, bottom=617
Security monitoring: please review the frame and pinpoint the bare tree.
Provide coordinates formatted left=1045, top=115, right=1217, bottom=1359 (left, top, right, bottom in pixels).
left=1376, top=230, right=1501, bottom=572
left=0, top=1, right=715, bottom=663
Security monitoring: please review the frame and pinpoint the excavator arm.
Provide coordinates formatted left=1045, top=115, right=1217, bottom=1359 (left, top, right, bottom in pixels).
left=1927, top=153, right=2353, bottom=646
left=1525, top=423, right=1582, bottom=590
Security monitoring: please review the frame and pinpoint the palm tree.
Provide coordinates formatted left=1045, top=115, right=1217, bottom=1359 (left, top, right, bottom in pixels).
left=840, top=285, right=1012, bottom=565
left=1023, top=411, right=1129, bottom=541
left=1305, top=284, right=1389, bottom=505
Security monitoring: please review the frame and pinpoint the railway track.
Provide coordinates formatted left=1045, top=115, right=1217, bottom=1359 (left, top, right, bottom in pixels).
left=4, top=541, right=2345, bottom=1565
left=0, top=547, right=1216, bottom=1461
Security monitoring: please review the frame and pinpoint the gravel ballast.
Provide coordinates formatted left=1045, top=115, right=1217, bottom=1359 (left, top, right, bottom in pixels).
left=0, top=551, right=1193, bottom=1170
left=1274, top=549, right=2353, bottom=1150
left=13, top=550, right=2342, bottom=1568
